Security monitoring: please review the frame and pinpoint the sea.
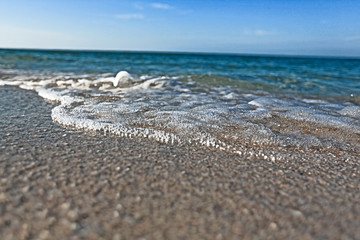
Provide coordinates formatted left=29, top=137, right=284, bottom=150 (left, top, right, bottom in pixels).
left=1, top=48, right=360, bottom=156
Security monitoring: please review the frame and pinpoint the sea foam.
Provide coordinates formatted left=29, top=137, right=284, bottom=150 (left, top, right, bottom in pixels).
left=1, top=70, right=359, bottom=155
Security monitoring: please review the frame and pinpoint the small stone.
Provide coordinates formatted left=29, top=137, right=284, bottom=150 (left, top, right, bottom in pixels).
left=68, top=209, right=78, bottom=219
left=113, top=234, right=122, bottom=240
left=318, top=179, right=326, bottom=185
left=0, top=192, right=7, bottom=202
left=22, top=186, right=30, bottom=193
left=291, top=209, right=303, bottom=217
left=269, top=222, right=277, bottom=230
left=60, top=202, right=71, bottom=210
left=38, top=230, right=50, bottom=240
left=113, top=210, right=119, bottom=218
left=242, top=208, right=249, bottom=214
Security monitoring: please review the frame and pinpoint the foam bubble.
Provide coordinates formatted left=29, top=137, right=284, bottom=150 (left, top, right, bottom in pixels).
left=113, top=71, right=133, bottom=87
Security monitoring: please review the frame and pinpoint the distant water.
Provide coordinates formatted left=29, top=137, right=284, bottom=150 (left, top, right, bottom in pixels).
left=1, top=48, right=360, bottom=155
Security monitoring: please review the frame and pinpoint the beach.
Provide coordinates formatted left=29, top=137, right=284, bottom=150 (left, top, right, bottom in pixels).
left=1, top=86, right=359, bottom=239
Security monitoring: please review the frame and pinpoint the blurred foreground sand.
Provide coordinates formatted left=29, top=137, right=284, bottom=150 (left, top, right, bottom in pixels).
left=0, top=86, right=359, bottom=240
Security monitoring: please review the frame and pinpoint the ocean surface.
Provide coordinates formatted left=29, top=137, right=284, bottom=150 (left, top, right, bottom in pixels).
left=1, top=48, right=360, bottom=155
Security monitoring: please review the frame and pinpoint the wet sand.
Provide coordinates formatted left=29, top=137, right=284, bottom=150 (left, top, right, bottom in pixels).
left=0, top=86, right=359, bottom=240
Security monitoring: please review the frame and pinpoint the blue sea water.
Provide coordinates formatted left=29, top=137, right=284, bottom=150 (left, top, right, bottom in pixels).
left=1, top=49, right=360, bottom=98
left=1, top=48, right=360, bottom=153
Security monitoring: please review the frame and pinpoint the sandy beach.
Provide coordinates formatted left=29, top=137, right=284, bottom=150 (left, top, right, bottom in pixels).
left=0, top=86, right=359, bottom=239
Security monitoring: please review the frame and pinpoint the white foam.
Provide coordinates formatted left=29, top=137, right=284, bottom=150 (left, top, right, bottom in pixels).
left=338, top=106, right=360, bottom=118
left=0, top=80, right=24, bottom=86
left=2, top=70, right=360, bottom=154
left=36, top=87, right=66, bottom=102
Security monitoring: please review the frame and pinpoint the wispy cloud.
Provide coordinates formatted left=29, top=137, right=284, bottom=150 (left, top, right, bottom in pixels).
left=0, top=24, right=78, bottom=48
left=151, top=3, right=173, bottom=10
left=0, top=24, right=75, bottom=40
left=345, top=35, right=360, bottom=41
left=116, top=13, right=144, bottom=20
left=133, top=3, right=144, bottom=10
left=243, top=29, right=274, bottom=36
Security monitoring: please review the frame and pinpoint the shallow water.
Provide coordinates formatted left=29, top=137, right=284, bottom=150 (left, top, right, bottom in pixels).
left=1, top=49, right=360, bottom=155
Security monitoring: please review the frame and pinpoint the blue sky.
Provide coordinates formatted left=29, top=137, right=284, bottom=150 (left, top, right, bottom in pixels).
left=0, top=0, right=359, bottom=56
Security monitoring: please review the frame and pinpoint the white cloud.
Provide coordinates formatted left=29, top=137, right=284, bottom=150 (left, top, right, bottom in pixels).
left=151, top=3, right=173, bottom=10
left=345, top=35, right=360, bottom=41
left=116, top=13, right=144, bottom=20
left=254, top=30, right=268, bottom=36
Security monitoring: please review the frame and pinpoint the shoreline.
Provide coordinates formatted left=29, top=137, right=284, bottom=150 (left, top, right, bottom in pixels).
left=0, top=86, right=359, bottom=239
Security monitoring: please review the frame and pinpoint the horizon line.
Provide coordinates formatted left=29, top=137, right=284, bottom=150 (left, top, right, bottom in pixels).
left=1, top=47, right=360, bottom=60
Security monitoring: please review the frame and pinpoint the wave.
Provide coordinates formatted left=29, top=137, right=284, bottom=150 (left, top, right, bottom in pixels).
left=1, top=70, right=360, bottom=156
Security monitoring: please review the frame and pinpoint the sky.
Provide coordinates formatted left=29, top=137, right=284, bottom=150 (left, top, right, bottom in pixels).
left=0, top=0, right=360, bottom=56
